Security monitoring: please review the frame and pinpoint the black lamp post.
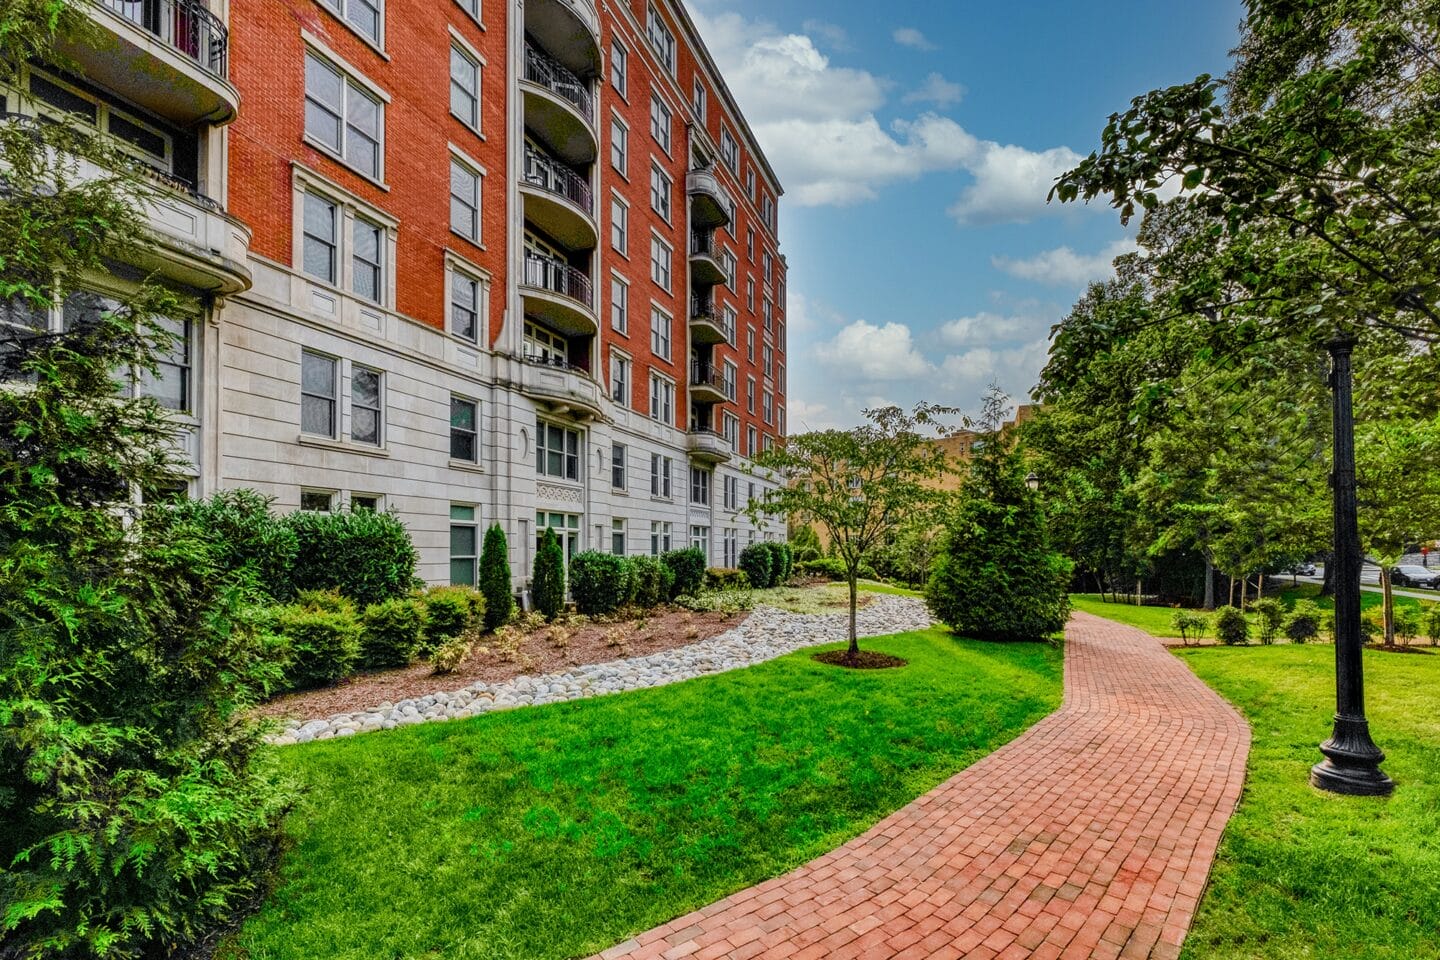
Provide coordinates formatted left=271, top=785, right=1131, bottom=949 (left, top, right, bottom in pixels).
left=1024, top=472, right=1040, bottom=492
left=1311, top=336, right=1393, bottom=796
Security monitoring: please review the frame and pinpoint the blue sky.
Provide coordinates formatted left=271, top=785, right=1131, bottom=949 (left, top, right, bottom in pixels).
left=688, top=0, right=1244, bottom=428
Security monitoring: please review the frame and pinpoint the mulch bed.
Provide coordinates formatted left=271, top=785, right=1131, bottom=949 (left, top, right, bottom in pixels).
left=812, top=650, right=908, bottom=670
left=256, top=606, right=750, bottom=721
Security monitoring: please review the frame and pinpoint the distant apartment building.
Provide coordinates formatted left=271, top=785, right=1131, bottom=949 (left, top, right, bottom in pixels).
left=8, top=0, right=789, bottom=592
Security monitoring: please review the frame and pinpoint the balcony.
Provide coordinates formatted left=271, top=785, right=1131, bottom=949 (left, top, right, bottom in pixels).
left=521, top=148, right=596, bottom=250
left=519, top=253, right=596, bottom=337
left=687, top=168, right=731, bottom=230
left=686, top=427, right=733, bottom=464
left=522, top=44, right=597, bottom=165
left=524, top=0, right=601, bottom=78
left=60, top=0, right=239, bottom=126
left=516, top=353, right=605, bottom=421
left=689, top=363, right=727, bottom=405
left=689, top=296, right=729, bottom=345
left=689, top=230, right=727, bottom=287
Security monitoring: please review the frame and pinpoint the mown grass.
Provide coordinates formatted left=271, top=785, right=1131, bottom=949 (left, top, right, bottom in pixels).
left=232, top=628, right=1062, bottom=960
left=748, top=579, right=920, bottom=613
left=1177, top=645, right=1440, bottom=959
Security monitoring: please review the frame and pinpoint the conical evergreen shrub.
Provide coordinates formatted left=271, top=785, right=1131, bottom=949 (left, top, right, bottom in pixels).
left=480, top=523, right=514, bottom=630
left=533, top=526, right=566, bottom=620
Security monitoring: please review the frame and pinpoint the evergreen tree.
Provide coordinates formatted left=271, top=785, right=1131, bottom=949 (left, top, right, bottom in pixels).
left=479, top=522, right=514, bottom=629
left=532, top=527, right=566, bottom=620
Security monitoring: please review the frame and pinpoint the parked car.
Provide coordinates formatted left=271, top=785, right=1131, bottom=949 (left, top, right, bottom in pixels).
left=1389, top=565, right=1440, bottom=588
left=1288, top=561, right=1317, bottom=577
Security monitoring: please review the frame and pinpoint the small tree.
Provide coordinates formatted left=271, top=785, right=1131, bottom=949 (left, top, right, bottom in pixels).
left=1250, top=598, right=1285, bottom=645
left=532, top=527, right=566, bottom=620
left=479, top=523, right=514, bottom=629
left=1215, top=606, right=1250, bottom=645
left=746, top=403, right=955, bottom=659
left=1285, top=600, right=1324, bottom=644
left=789, top=524, right=822, bottom=563
left=738, top=542, right=773, bottom=589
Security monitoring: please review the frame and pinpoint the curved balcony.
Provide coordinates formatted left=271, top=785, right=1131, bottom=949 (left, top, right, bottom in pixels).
left=522, top=44, right=597, bottom=166
left=521, top=148, right=596, bottom=251
left=519, top=253, right=597, bottom=337
left=62, top=0, right=239, bottom=126
left=687, top=168, right=731, bottom=230
left=689, top=296, right=728, bottom=345
left=689, top=231, right=727, bottom=287
left=689, top=363, right=727, bottom=405
left=686, top=428, right=733, bottom=464
left=516, top=353, right=605, bottom=421
left=524, top=0, right=601, bottom=78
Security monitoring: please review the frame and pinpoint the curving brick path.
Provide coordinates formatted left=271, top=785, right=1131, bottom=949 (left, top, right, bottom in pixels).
left=595, top=611, right=1250, bottom=960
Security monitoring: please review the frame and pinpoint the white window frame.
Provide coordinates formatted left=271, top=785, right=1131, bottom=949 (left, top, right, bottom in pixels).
left=317, top=0, right=383, bottom=46
left=649, top=372, right=674, bottom=424
left=611, top=39, right=628, bottom=98
left=650, top=234, right=672, bottom=291
left=720, top=126, right=738, bottom=173
left=300, top=349, right=339, bottom=439
left=447, top=257, right=489, bottom=343
left=611, top=443, right=627, bottom=491
left=303, top=45, right=386, bottom=183
left=649, top=94, right=672, bottom=154
left=450, top=503, right=479, bottom=586
left=650, top=454, right=673, bottom=499
left=650, top=304, right=672, bottom=361
left=610, top=114, right=629, bottom=176
left=449, top=151, right=484, bottom=244
left=610, top=349, right=631, bottom=405
left=449, top=35, right=484, bottom=133
left=610, top=273, right=629, bottom=334
left=350, top=363, right=384, bottom=447
left=536, top=418, right=582, bottom=481
left=647, top=4, right=676, bottom=74
left=611, top=194, right=629, bottom=254
left=293, top=167, right=398, bottom=305
left=451, top=394, right=480, bottom=463
left=693, top=78, right=707, bottom=123
left=649, top=163, right=672, bottom=221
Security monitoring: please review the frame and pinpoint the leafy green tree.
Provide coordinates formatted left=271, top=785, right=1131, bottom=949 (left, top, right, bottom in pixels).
left=0, top=3, right=289, bottom=952
left=747, top=403, right=954, bottom=658
left=787, top=524, right=822, bottom=563
left=532, top=527, right=565, bottom=620
left=479, top=523, right=514, bottom=629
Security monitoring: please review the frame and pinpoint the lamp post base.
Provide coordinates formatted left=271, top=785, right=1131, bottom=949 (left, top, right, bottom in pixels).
left=1311, top=716, right=1394, bottom=796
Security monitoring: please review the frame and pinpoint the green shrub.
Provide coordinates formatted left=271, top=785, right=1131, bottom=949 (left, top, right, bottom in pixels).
left=789, top=524, right=823, bottom=563
left=1394, top=605, right=1422, bottom=644
left=757, top=542, right=785, bottom=587
left=1361, top=606, right=1385, bottom=641
left=1250, top=598, right=1285, bottom=645
left=360, top=597, right=426, bottom=668
left=739, top=543, right=774, bottom=588
left=1171, top=610, right=1210, bottom=646
left=1284, top=599, right=1324, bottom=644
left=272, top=597, right=363, bottom=688
left=628, top=555, right=672, bottom=608
left=775, top=542, right=794, bottom=584
left=533, top=527, right=566, bottom=620
left=283, top=508, right=420, bottom=607
left=797, top=556, right=846, bottom=580
left=1214, top=606, right=1249, bottom=645
left=418, top=585, right=485, bottom=647
left=166, top=488, right=297, bottom=600
left=570, top=551, right=632, bottom=615
left=705, top=567, right=749, bottom=590
left=294, top=588, right=353, bottom=614
left=480, top=523, right=514, bottom=630
left=1425, top=603, right=1440, bottom=646
left=662, top=547, right=707, bottom=598
left=431, top=636, right=472, bottom=674
left=676, top=589, right=755, bottom=614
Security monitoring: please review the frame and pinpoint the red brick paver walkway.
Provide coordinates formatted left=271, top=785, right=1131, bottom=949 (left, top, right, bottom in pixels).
left=594, top=611, right=1250, bottom=960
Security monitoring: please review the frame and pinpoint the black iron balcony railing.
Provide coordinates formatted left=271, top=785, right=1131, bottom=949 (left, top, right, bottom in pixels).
left=523, top=146, right=592, bottom=213
left=690, top=229, right=716, bottom=257
left=521, top=350, right=586, bottom=374
left=690, top=295, right=715, bottom=319
left=522, top=252, right=592, bottom=307
left=99, top=0, right=229, bottom=77
left=690, top=363, right=725, bottom=390
left=523, top=43, right=593, bottom=122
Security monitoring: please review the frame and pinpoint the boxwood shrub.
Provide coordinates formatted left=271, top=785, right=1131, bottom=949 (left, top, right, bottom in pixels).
left=271, top=595, right=363, bottom=689
left=1215, top=605, right=1250, bottom=645
left=662, top=547, right=707, bottom=599
left=739, top=543, right=773, bottom=588
left=570, top=551, right=632, bottom=615
left=360, top=597, right=427, bottom=668
left=283, top=508, right=419, bottom=607
left=628, top=555, right=673, bottom=608
left=705, top=567, right=749, bottom=590
left=418, top=586, right=485, bottom=648
left=166, top=488, right=297, bottom=600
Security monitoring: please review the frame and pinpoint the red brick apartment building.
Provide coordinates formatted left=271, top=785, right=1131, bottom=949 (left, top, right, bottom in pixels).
left=7, top=0, right=787, bottom=591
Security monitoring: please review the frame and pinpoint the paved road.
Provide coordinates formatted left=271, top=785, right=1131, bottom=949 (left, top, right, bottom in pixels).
left=594, top=612, right=1250, bottom=960
left=1296, top=574, right=1437, bottom=603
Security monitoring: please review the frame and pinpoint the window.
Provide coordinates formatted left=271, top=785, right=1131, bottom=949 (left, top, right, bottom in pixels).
left=649, top=164, right=672, bottom=220
left=302, top=192, right=338, bottom=283
left=650, top=520, right=672, bottom=555
left=746, top=376, right=755, bottom=413
left=610, top=116, right=628, bottom=175
left=610, top=352, right=630, bottom=404
left=746, top=167, right=755, bottom=199
left=611, top=196, right=628, bottom=253
left=778, top=405, right=786, bottom=435
left=450, top=44, right=480, bottom=129
left=763, top=343, right=773, bottom=378
left=524, top=320, right=566, bottom=363
left=300, top=350, right=337, bottom=437
left=139, top=316, right=192, bottom=412
left=536, top=512, right=581, bottom=565
left=746, top=276, right=754, bottom=311
left=649, top=94, right=672, bottom=153
left=450, top=504, right=478, bottom=585
left=611, top=40, right=628, bottom=97
left=763, top=252, right=773, bottom=284
left=650, top=305, right=672, bottom=361
left=611, top=443, right=627, bottom=490
left=722, top=250, right=737, bottom=288
left=763, top=389, right=773, bottom=424
left=722, top=360, right=737, bottom=401
left=650, top=235, right=672, bottom=290
left=650, top=454, right=672, bottom=498
left=693, top=79, right=706, bottom=122
left=690, top=467, right=710, bottom=505
left=23, top=69, right=173, bottom=174
left=649, top=372, right=674, bottom=423
left=455, top=0, right=479, bottom=20
left=747, top=425, right=757, bottom=456
left=450, top=157, right=481, bottom=242
left=611, top=276, right=629, bottom=333
left=304, top=52, right=382, bottom=179
left=351, top=494, right=380, bottom=511
left=536, top=419, right=581, bottom=481
left=451, top=269, right=481, bottom=341
left=612, top=518, right=627, bottom=555
left=319, top=0, right=380, bottom=43
left=352, top=217, right=383, bottom=302
left=746, top=327, right=755, bottom=362
left=722, top=305, right=737, bottom=344
left=762, top=194, right=776, bottom=231
left=723, top=473, right=739, bottom=510
left=351, top=365, right=382, bottom=445
left=720, top=127, right=738, bottom=172
left=647, top=5, right=676, bottom=73
left=722, top=413, right=739, bottom=451
left=451, top=395, right=478, bottom=461
left=748, top=481, right=756, bottom=505
left=723, top=527, right=738, bottom=567
left=690, top=525, right=710, bottom=555
left=301, top=489, right=335, bottom=512
left=763, top=297, right=773, bottom=333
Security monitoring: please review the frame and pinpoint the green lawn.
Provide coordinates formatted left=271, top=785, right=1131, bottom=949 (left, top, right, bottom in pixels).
left=232, top=628, right=1062, bottom=960
left=1177, top=646, right=1440, bottom=959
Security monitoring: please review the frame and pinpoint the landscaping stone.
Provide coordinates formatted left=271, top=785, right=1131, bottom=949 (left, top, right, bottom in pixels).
left=270, top=596, right=934, bottom=744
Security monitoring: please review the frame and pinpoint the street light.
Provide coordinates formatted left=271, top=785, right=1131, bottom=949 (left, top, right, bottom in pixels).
left=1024, top=472, right=1040, bottom=492
left=1312, top=335, right=1393, bottom=796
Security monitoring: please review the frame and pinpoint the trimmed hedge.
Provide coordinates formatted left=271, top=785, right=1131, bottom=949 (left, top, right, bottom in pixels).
left=628, top=555, right=673, bottom=608
left=284, top=508, right=419, bottom=607
left=533, top=527, right=566, bottom=619
left=360, top=597, right=426, bottom=668
left=166, top=489, right=297, bottom=600
left=480, top=523, right=514, bottom=630
left=1215, top=606, right=1250, bottom=645
left=739, top=543, right=773, bottom=588
left=706, top=567, right=749, bottom=590
left=271, top=594, right=362, bottom=689
left=662, top=547, right=707, bottom=598
left=418, top=586, right=485, bottom=647
left=570, top=551, right=632, bottom=615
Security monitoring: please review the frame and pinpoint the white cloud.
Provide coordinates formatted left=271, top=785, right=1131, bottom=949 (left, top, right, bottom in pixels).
left=801, top=18, right=851, bottom=51
left=815, top=319, right=933, bottom=381
left=991, top=238, right=1139, bottom=286
left=946, top=143, right=1086, bottom=225
left=938, top=311, right=1045, bottom=347
left=892, top=27, right=937, bottom=50
left=902, top=72, right=965, bottom=107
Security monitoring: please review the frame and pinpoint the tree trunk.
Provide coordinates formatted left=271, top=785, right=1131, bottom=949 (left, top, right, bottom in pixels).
left=1135, top=579, right=1142, bottom=606
left=1319, top=551, right=1334, bottom=597
left=1229, top=576, right=1236, bottom=607
left=1381, top=567, right=1395, bottom=646
left=1240, top=574, right=1248, bottom=610
left=847, top=572, right=859, bottom=658
left=1257, top=574, right=1264, bottom=600
left=1203, top=554, right=1215, bottom=611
